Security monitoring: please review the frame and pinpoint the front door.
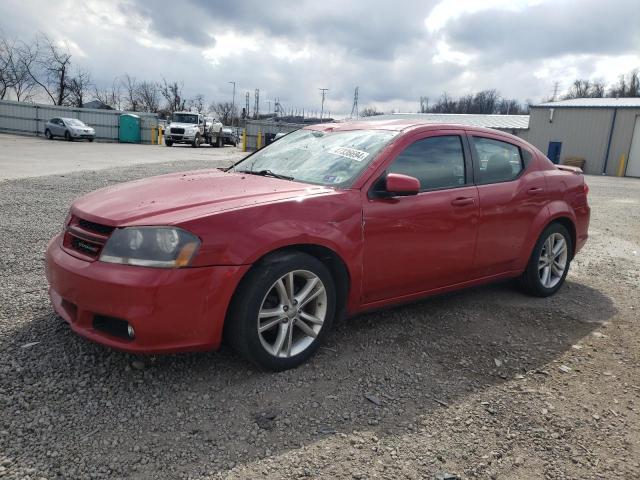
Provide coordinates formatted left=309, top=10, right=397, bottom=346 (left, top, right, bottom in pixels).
left=362, top=132, right=479, bottom=304
left=547, top=141, right=562, bottom=164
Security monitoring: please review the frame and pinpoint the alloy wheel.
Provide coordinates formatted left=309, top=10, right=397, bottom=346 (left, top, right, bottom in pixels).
left=257, top=270, right=327, bottom=358
left=538, top=232, right=568, bottom=288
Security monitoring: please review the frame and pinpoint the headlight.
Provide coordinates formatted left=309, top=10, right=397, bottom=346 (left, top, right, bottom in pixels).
left=99, top=227, right=200, bottom=268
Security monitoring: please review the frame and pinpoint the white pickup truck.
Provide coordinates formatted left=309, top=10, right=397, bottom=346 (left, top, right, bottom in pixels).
left=165, top=112, right=224, bottom=147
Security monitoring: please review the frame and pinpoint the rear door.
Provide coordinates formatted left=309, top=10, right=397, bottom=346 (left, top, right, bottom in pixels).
left=469, top=132, right=547, bottom=277
left=362, top=131, right=479, bottom=304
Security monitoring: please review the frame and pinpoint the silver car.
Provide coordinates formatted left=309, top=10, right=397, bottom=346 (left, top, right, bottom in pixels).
left=45, top=117, right=96, bottom=142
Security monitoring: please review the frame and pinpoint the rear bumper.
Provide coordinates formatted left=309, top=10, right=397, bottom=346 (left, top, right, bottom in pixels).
left=45, top=234, right=249, bottom=354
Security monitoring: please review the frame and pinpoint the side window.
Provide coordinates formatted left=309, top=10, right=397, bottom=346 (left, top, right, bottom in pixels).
left=472, top=136, right=523, bottom=184
left=388, top=135, right=466, bottom=191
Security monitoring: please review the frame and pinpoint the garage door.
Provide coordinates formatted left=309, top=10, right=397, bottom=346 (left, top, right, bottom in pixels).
left=627, top=116, right=640, bottom=178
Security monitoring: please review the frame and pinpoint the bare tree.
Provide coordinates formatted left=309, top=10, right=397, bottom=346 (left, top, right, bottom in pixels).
left=360, top=106, right=383, bottom=117
left=0, top=37, right=37, bottom=101
left=136, top=81, right=160, bottom=112
left=160, top=78, right=185, bottom=112
left=210, top=101, right=235, bottom=124
left=66, top=67, right=92, bottom=107
left=22, top=34, right=73, bottom=105
left=608, top=70, right=640, bottom=97
left=188, top=94, right=205, bottom=113
left=120, top=74, right=139, bottom=111
left=0, top=36, right=16, bottom=99
left=93, top=79, right=122, bottom=110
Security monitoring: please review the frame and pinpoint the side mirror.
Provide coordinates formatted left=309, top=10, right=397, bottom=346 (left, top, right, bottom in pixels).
left=385, top=173, right=420, bottom=196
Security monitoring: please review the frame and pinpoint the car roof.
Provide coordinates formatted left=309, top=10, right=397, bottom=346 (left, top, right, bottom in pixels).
left=305, top=119, right=521, bottom=140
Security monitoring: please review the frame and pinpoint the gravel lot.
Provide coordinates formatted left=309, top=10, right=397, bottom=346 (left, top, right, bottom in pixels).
left=0, top=158, right=638, bottom=479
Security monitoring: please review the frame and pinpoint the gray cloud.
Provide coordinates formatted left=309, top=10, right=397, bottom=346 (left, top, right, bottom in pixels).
left=1, top=0, right=639, bottom=115
left=446, top=0, right=640, bottom=63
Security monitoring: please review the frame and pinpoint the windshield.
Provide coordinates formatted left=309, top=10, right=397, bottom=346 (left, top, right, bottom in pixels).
left=232, top=129, right=398, bottom=186
left=66, top=119, right=86, bottom=127
left=172, top=113, right=199, bottom=124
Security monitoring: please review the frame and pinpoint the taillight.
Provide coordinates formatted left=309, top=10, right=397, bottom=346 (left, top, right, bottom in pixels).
left=583, top=183, right=589, bottom=195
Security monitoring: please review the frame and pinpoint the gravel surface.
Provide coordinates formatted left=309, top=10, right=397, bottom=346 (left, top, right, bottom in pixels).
left=0, top=165, right=638, bottom=479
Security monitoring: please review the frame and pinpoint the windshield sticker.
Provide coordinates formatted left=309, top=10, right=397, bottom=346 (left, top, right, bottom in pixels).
left=323, top=175, right=342, bottom=184
left=329, top=146, right=370, bottom=162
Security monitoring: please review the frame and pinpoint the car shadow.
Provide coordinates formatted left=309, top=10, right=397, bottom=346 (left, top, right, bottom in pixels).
left=1, top=279, right=616, bottom=478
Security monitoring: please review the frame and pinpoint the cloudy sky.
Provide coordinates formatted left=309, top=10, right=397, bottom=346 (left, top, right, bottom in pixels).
left=2, top=0, right=639, bottom=115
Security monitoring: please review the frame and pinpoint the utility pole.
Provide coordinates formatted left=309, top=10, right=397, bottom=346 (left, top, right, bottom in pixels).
left=228, top=81, right=236, bottom=127
left=244, top=92, right=250, bottom=127
left=254, top=89, right=260, bottom=119
left=319, top=88, right=329, bottom=123
left=350, top=87, right=359, bottom=119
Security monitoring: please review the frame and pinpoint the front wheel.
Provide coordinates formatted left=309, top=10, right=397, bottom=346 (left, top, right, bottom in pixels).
left=192, top=134, right=201, bottom=148
left=216, top=135, right=223, bottom=148
left=165, top=140, right=173, bottom=147
left=45, top=129, right=53, bottom=140
left=225, top=252, right=336, bottom=371
left=64, top=131, right=72, bottom=141
left=518, top=223, right=572, bottom=297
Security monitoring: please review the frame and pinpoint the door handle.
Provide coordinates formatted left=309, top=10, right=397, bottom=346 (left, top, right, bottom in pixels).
left=527, top=187, right=545, bottom=195
left=451, top=197, right=475, bottom=207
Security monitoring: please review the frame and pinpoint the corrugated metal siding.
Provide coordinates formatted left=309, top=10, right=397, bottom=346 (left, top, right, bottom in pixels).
left=0, top=99, right=158, bottom=143
left=606, top=109, right=640, bottom=176
left=245, top=120, right=302, bottom=150
left=526, top=107, right=613, bottom=174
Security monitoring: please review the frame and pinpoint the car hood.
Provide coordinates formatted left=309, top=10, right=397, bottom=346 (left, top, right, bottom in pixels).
left=168, top=122, right=198, bottom=129
left=71, top=169, right=334, bottom=226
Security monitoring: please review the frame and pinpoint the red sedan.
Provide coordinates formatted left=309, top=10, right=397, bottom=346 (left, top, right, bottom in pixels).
left=46, top=120, right=590, bottom=370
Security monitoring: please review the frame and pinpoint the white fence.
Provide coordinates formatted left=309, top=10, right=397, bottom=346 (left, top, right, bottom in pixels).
left=0, top=99, right=158, bottom=143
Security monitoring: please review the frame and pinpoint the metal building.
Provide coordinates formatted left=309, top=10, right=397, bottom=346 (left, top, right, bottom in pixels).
left=525, top=98, right=640, bottom=177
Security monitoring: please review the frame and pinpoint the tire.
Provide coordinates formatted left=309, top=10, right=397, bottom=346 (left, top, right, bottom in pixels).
left=225, top=251, right=336, bottom=371
left=64, top=131, right=72, bottom=141
left=216, top=135, right=223, bottom=148
left=165, top=140, right=173, bottom=147
left=192, top=134, right=201, bottom=148
left=45, top=129, right=53, bottom=140
left=518, top=223, right=572, bottom=297
left=88, top=138, right=94, bottom=143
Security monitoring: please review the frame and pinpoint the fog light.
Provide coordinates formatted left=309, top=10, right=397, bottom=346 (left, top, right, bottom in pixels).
left=127, top=324, right=135, bottom=339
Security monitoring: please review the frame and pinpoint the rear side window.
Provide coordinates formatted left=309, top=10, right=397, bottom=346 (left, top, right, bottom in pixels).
left=472, top=137, right=523, bottom=184
left=388, top=135, right=466, bottom=191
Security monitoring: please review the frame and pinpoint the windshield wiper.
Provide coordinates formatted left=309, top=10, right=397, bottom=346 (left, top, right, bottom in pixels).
left=236, top=169, right=294, bottom=181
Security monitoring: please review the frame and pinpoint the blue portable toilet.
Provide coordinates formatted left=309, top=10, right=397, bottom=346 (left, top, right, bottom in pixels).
left=119, top=114, right=141, bottom=143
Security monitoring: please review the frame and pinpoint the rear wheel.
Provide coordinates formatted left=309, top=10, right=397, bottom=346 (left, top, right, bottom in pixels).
left=518, top=223, right=572, bottom=297
left=225, top=251, right=336, bottom=371
left=45, top=129, right=53, bottom=140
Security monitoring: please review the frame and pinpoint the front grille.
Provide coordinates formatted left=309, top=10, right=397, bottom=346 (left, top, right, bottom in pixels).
left=170, top=127, right=185, bottom=134
left=63, top=215, right=113, bottom=260
left=78, top=218, right=114, bottom=235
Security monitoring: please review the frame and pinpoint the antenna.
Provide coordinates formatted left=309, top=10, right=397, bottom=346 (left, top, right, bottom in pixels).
left=350, top=87, right=359, bottom=118
left=319, top=88, right=329, bottom=123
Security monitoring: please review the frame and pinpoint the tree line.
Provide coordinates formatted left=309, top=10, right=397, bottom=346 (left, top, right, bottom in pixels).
left=361, top=69, right=640, bottom=117
left=0, top=32, right=237, bottom=121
